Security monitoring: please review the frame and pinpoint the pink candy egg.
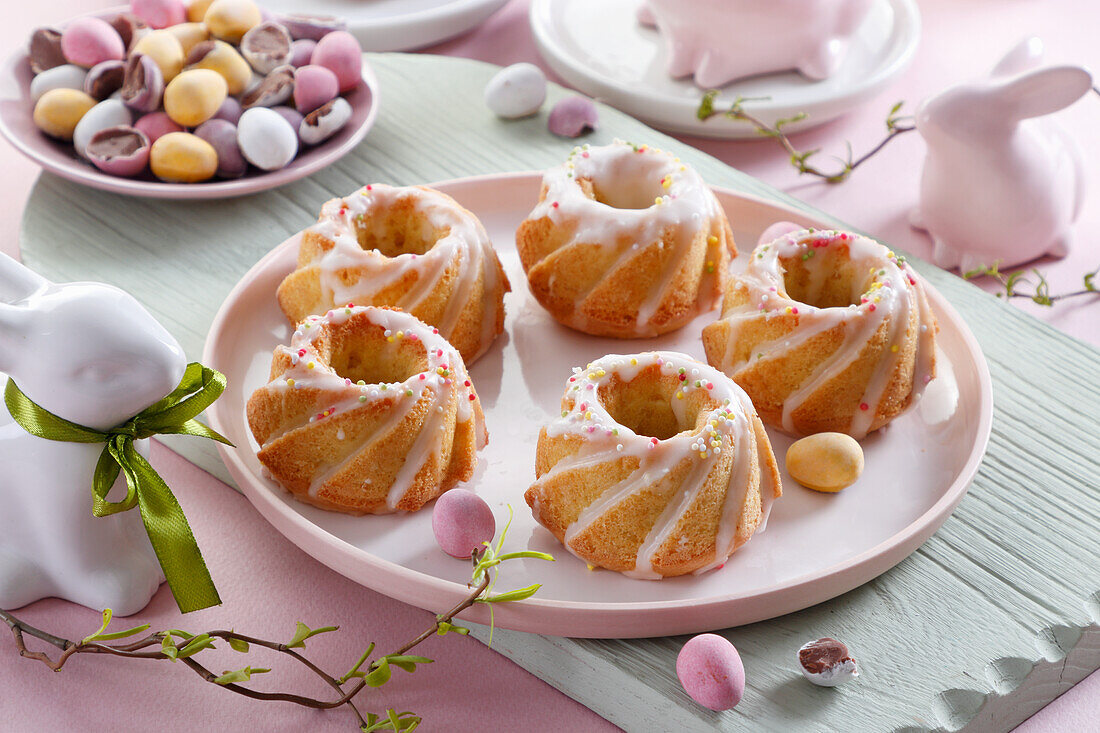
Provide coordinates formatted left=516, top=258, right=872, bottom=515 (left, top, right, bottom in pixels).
left=431, top=489, right=496, bottom=559
left=311, top=30, right=361, bottom=92
left=289, top=38, right=315, bottom=68
left=676, top=634, right=745, bottom=711
left=292, top=64, right=338, bottom=114
left=133, top=110, right=183, bottom=143
left=61, top=17, right=125, bottom=69
left=131, top=0, right=186, bottom=29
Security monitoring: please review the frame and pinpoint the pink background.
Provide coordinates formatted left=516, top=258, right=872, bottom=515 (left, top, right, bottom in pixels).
left=0, top=1, right=1096, bottom=731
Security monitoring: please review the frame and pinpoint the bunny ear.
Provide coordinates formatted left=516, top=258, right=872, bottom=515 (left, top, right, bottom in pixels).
left=992, top=65, right=1093, bottom=121
left=0, top=254, right=47, bottom=304
left=991, top=36, right=1045, bottom=77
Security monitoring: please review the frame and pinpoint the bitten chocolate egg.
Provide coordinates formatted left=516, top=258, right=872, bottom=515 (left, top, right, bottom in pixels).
left=786, top=433, right=864, bottom=493
left=133, top=110, right=183, bottom=142
left=292, top=64, right=337, bottom=113
left=86, top=125, right=150, bottom=176
left=30, top=64, right=87, bottom=102
left=73, top=99, right=132, bottom=158
left=676, top=634, right=746, bottom=711
left=29, top=28, right=67, bottom=74
left=431, top=489, right=496, bottom=559
left=798, top=638, right=859, bottom=687
left=132, top=29, right=184, bottom=82
left=164, top=68, right=227, bottom=126
left=166, top=22, right=210, bottom=55
left=288, top=38, right=315, bottom=68
left=299, top=96, right=350, bottom=145
left=149, top=131, right=217, bottom=181
left=132, top=0, right=186, bottom=29
left=84, top=60, right=126, bottom=100
left=108, top=13, right=148, bottom=52
left=33, top=88, right=96, bottom=140
left=236, top=106, right=297, bottom=170
left=240, top=21, right=292, bottom=74
left=241, top=64, right=293, bottom=108
left=120, top=53, right=165, bottom=113
left=61, top=17, right=125, bottom=69
left=548, top=96, right=598, bottom=138
left=311, top=31, right=361, bottom=92
left=186, top=40, right=252, bottom=95
left=204, top=0, right=262, bottom=44
left=278, top=13, right=346, bottom=41
left=484, top=62, right=546, bottom=119
left=212, top=95, right=242, bottom=123
left=194, top=118, right=246, bottom=178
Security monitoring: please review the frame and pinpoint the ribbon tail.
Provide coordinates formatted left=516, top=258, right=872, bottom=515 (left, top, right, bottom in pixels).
left=90, top=440, right=137, bottom=516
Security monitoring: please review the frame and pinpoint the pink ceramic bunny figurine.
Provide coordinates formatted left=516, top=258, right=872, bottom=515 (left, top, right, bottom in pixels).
left=0, top=253, right=184, bottom=615
left=638, top=0, right=874, bottom=87
left=911, top=37, right=1093, bottom=272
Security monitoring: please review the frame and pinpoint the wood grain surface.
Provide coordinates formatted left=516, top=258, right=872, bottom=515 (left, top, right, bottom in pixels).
left=19, top=53, right=1100, bottom=732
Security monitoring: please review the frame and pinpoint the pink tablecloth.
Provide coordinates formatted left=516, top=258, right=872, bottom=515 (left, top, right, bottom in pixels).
left=0, top=2, right=1096, bottom=732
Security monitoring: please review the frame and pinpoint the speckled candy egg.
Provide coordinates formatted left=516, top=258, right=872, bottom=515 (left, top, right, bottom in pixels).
left=485, top=62, right=546, bottom=119
left=30, top=64, right=87, bottom=102
left=73, top=98, right=132, bottom=157
left=203, top=0, right=262, bottom=44
left=236, top=106, right=297, bottom=170
left=240, top=21, right=292, bottom=75
left=185, top=40, right=252, bottom=95
left=164, top=68, right=227, bottom=126
left=120, top=53, right=164, bottom=113
left=149, top=131, right=217, bottom=182
left=431, top=489, right=496, bottom=559
left=288, top=38, right=315, bottom=68
left=311, top=31, right=361, bottom=92
left=194, top=118, right=246, bottom=178
left=167, top=22, right=210, bottom=56
left=60, top=17, right=125, bottom=69
left=785, top=433, right=864, bottom=493
left=186, top=0, right=215, bottom=23
left=676, top=634, right=746, bottom=711
left=86, top=125, right=150, bottom=176
left=131, top=0, right=186, bottom=29
left=292, top=64, right=337, bottom=114
left=133, top=110, right=183, bottom=142
left=132, top=29, right=184, bottom=82
left=33, top=87, right=96, bottom=140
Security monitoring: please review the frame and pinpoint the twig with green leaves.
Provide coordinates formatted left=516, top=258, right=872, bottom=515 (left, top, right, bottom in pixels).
left=0, top=509, right=553, bottom=732
left=697, top=91, right=916, bottom=183
left=963, top=261, right=1100, bottom=306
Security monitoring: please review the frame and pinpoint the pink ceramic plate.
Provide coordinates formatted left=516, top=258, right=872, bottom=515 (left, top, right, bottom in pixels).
left=0, top=7, right=379, bottom=200
left=203, top=172, right=993, bottom=638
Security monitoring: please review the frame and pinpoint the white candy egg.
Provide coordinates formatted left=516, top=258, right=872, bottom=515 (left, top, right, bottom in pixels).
left=484, top=62, right=546, bottom=119
left=236, top=106, right=297, bottom=170
left=30, top=64, right=88, bottom=102
left=72, top=99, right=132, bottom=158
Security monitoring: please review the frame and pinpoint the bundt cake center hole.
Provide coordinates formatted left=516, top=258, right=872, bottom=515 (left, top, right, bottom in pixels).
left=599, top=369, right=707, bottom=440
left=582, top=156, right=674, bottom=210
left=780, top=247, right=868, bottom=308
left=323, top=329, right=427, bottom=385
left=354, top=203, right=450, bottom=258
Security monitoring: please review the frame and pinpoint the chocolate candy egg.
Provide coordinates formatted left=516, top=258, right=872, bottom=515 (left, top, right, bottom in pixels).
left=676, top=634, right=745, bottom=711
left=164, top=68, right=227, bottom=126
left=241, top=64, right=293, bottom=108
left=204, top=0, right=262, bottom=44
left=484, top=62, right=546, bottom=119
left=270, top=105, right=302, bottom=135
left=786, top=433, right=864, bottom=493
left=278, top=13, right=347, bottom=41
left=33, top=88, right=96, bottom=140
left=133, top=110, right=183, bottom=142
left=108, top=13, right=148, bottom=51
left=120, top=53, right=165, bottom=113
left=311, top=31, right=361, bottom=93
left=30, top=64, right=87, bottom=102
left=212, top=95, right=242, bottom=124
left=149, top=131, right=217, bottom=182
left=29, top=28, right=67, bottom=74
left=292, top=64, right=337, bottom=114
left=194, top=118, right=246, bottom=178
left=798, top=638, right=859, bottom=687
left=87, top=125, right=150, bottom=176
left=185, top=40, right=251, bottom=95
left=548, top=96, right=598, bottom=138
left=73, top=98, right=132, bottom=158
left=288, top=39, right=315, bottom=68
left=84, top=60, right=126, bottom=100
left=167, top=22, right=210, bottom=56
left=132, top=0, right=186, bottom=29
left=60, top=17, right=125, bottom=69
left=186, top=0, right=215, bottom=23
left=240, top=21, right=292, bottom=74
left=132, top=29, right=184, bottom=82
left=431, top=489, right=496, bottom=559
left=299, top=96, right=351, bottom=146
left=236, top=106, right=297, bottom=170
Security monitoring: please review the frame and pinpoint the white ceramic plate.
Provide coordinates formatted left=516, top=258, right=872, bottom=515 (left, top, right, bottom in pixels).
left=260, top=0, right=509, bottom=51
left=530, top=0, right=921, bottom=139
left=203, top=172, right=991, bottom=639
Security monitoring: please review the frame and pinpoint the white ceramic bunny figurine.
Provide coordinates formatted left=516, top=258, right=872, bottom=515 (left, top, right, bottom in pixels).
left=911, top=37, right=1093, bottom=272
left=0, top=253, right=186, bottom=616
left=638, top=0, right=874, bottom=87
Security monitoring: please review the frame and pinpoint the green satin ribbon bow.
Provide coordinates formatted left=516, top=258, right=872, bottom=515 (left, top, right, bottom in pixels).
left=4, top=362, right=233, bottom=614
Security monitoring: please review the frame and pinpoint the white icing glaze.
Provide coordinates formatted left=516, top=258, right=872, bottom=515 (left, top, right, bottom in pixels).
left=307, top=184, right=505, bottom=362
left=532, top=351, right=780, bottom=579
left=260, top=305, right=484, bottom=510
left=709, top=228, right=936, bottom=439
left=525, top=140, right=729, bottom=335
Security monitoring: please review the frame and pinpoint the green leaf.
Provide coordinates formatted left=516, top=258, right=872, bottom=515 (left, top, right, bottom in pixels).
left=696, top=90, right=720, bottom=120
left=228, top=637, right=250, bottom=653
left=383, top=654, right=433, bottom=673
left=213, top=666, right=271, bottom=685
left=177, top=633, right=216, bottom=658
left=361, top=710, right=422, bottom=732
left=1084, top=267, right=1098, bottom=291
left=287, top=622, right=339, bottom=649
left=91, top=623, right=152, bottom=642
left=339, top=642, right=376, bottom=683
left=436, top=621, right=470, bottom=637
left=478, top=584, right=542, bottom=604
left=164, top=629, right=194, bottom=641
left=364, top=659, right=391, bottom=688
left=81, top=609, right=114, bottom=645
left=161, top=634, right=179, bottom=661
left=494, top=550, right=555, bottom=563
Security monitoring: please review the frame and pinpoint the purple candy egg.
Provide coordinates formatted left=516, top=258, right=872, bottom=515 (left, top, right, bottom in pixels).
left=270, top=105, right=303, bottom=135
left=133, top=111, right=183, bottom=143
left=194, top=118, right=247, bottom=178
left=131, top=0, right=186, bottom=29
left=311, top=30, right=361, bottom=92
left=84, top=59, right=126, bottom=100
left=61, top=17, right=125, bottom=69
left=548, top=96, right=598, bottom=138
left=289, top=38, right=315, bottom=68
left=431, top=489, right=496, bottom=559
left=86, top=125, right=150, bottom=177
left=292, top=64, right=338, bottom=114
left=676, top=634, right=745, bottom=711
left=278, top=13, right=347, bottom=41
left=212, top=95, right=243, bottom=124
left=120, top=53, right=164, bottom=113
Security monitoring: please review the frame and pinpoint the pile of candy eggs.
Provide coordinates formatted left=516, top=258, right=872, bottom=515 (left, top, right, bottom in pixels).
left=27, top=0, right=365, bottom=183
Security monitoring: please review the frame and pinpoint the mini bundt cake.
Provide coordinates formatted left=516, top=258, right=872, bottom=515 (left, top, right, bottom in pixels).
left=277, top=184, right=510, bottom=364
left=702, top=224, right=937, bottom=439
left=515, top=141, right=736, bottom=338
left=246, top=305, right=487, bottom=514
left=526, top=351, right=781, bottom=578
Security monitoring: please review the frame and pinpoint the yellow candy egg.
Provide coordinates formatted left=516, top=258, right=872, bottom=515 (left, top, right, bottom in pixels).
left=33, top=88, right=96, bottom=140
left=133, top=29, right=185, bottom=82
left=785, top=432, right=865, bottom=493
left=164, top=69, right=227, bottom=126
left=166, top=22, right=210, bottom=56
left=187, top=40, right=252, bottom=95
left=186, top=0, right=216, bottom=23
left=150, top=132, right=218, bottom=182
left=204, top=0, right=262, bottom=44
